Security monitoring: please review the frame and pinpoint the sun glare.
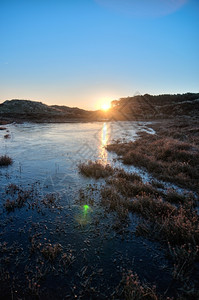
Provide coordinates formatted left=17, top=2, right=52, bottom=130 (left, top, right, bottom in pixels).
left=101, top=103, right=111, bottom=111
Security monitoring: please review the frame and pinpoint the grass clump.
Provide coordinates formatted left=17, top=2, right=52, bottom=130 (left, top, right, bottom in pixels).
left=132, top=197, right=199, bottom=246
left=106, top=132, right=199, bottom=191
left=164, top=188, right=194, bottom=205
left=4, top=183, right=61, bottom=214
left=78, top=160, right=114, bottom=178
left=107, top=177, right=158, bottom=198
left=121, top=271, right=159, bottom=300
left=115, top=169, right=142, bottom=182
left=168, top=243, right=199, bottom=281
left=0, top=155, right=13, bottom=166
left=41, top=243, right=62, bottom=261
left=4, top=134, right=11, bottom=139
left=120, top=269, right=199, bottom=299
left=129, top=195, right=175, bottom=220
left=6, top=183, right=20, bottom=195
left=4, top=188, right=34, bottom=211
left=4, top=199, right=16, bottom=212
left=151, top=180, right=165, bottom=189
left=101, top=186, right=124, bottom=211
left=160, top=206, right=199, bottom=245
left=42, top=193, right=57, bottom=208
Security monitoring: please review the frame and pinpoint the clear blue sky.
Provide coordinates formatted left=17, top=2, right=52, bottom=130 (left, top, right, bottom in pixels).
left=1, top=0, right=199, bottom=109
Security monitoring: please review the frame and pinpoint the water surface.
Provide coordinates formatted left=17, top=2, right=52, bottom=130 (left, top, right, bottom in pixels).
left=0, top=121, right=173, bottom=299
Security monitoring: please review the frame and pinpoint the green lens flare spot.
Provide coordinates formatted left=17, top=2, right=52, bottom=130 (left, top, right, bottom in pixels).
left=83, top=204, right=90, bottom=213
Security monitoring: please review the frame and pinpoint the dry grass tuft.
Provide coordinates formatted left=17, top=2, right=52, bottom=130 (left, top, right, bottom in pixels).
left=4, top=188, right=34, bottom=211
left=121, top=271, right=159, bottom=300
left=115, top=169, right=142, bottom=182
left=132, top=197, right=199, bottom=246
left=101, top=186, right=124, bottom=210
left=41, top=193, right=57, bottom=207
left=107, top=177, right=158, bottom=198
left=129, top=195, right=175, bottom=220
left=164, top=189, right=196, bottom=206
left=106, top=132, right=199, bottom=191
left=168, top=243, right=199, bottom=281
left=78, top=160, right=114, bottom=178
left=4, top=134, right=11, bottom=139
left=0, top=155, right=13, bottom=166
left=41, top=243, right=62, bottom=261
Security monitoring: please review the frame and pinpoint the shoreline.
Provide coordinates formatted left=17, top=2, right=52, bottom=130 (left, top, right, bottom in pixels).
left=0, top=115, right=194, bottom=126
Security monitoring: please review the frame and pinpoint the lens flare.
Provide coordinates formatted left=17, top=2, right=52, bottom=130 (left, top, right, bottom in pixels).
left=83, top=204, right=90, bottom=213
left=75, top=204, right=92, bottom=226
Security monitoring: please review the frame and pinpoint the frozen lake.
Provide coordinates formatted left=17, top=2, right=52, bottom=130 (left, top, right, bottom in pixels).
left=0, top=121, right=155, bottom=189
left=0, top=121, right=174, bottom=299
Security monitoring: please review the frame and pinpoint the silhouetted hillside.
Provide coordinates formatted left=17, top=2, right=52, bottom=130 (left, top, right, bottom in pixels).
left=0, top=93, right=198, bottom=123
left=109, top=93, right=199, bottom=120
left=0, top=99, right=92, bottom=122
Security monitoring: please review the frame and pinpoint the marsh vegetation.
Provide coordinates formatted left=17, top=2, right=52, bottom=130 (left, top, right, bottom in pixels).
left=0, top=155, right=13, bottom=166
left=78, top=117, right=199, bottom=299
left=0, top=118, right=198, bottom=299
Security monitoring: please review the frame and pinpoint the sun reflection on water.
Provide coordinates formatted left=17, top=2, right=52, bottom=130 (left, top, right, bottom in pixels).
left=102, top=122, right=108, bottom=146
left=100, top=122, right=109, bottom=164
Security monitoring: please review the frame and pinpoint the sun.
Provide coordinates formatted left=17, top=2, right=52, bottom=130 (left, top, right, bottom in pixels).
left=101, top=103, right=111, bottom=111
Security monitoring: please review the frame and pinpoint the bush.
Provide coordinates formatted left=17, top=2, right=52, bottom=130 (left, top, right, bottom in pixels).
left=0, top=155, right=13, bottom=166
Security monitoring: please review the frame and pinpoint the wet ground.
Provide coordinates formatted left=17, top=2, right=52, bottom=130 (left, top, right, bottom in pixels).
left=0, top=121, right=185, bottom=299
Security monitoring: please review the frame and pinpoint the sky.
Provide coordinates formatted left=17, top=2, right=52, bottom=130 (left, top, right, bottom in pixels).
left=0, top=0, right=199, bottom=110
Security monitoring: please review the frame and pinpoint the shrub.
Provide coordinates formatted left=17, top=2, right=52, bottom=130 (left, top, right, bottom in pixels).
left=0, top=155, right=13, bottom=166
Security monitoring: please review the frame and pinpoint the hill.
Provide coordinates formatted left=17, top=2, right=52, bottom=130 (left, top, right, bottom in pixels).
left=0, top=99, right=92, bottom=122
left=109, top=93, right=199, bottom=120
left=0, top=93, right=199, bottom=123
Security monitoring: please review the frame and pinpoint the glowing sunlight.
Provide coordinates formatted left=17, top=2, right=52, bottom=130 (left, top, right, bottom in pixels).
left=101, top=103, right=111, bottom=111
